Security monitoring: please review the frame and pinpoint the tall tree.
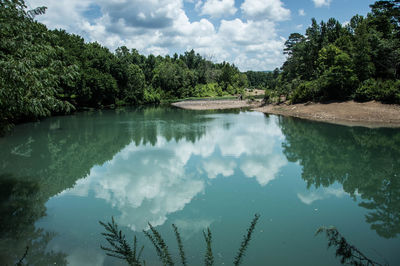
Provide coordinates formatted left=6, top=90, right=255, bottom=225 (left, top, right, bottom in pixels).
left=0, top=0, right=75, bottom=132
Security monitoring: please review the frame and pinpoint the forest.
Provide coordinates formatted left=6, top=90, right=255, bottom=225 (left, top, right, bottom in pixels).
left=1, top=0, right=399, bottom=134
left=265, top=0, right=400, bottom=104
left=0, top=0, right=248, bottom=133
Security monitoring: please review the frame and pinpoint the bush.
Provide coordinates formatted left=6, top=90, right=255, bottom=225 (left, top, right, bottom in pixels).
left=264, top=90, right=271, bottom=102
left=290, top=81, right=319, bottom=103
left=143, top=86, right=161, bottom=104
left=193, top=83, right=225, bottom=97
left=263, top=90, right=281, bottom=104
left=355, top=79, right=400, bottom=103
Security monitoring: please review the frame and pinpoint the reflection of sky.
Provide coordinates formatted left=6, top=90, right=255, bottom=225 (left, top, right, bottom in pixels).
left=33, top=111, right=400, bottom=266
left=57, top=112, right=287, bottom=231
left=297, top=184, right=348, bottom=205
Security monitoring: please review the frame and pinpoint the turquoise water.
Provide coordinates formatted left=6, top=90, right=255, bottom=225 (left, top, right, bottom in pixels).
left=0, top=107, right=399, bottom=265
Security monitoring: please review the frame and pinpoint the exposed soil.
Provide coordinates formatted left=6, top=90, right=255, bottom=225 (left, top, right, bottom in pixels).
left=172, top=99, right=400, bottom=127
left=254, top=101, right=400, bottom=127
left=171, top=99, right=262, bottom=110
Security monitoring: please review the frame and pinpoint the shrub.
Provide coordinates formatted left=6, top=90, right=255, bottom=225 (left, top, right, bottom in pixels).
left=143, top=87, right=161, bottom=104
left=355, top=79, right=400, bottom=103
left=290, top=81, right=319, bottom=103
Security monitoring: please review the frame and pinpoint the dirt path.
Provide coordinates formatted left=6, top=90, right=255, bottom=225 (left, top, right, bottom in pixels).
left=254, top=101, right=400, bottom=127
left=172, top=99, right=400, bottom=127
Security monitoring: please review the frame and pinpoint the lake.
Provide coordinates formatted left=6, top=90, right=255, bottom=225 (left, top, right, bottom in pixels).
left=0, top=106, right=399, bottom=265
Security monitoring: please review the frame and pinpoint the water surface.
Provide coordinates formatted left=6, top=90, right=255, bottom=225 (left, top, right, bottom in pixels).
left=0, top=107, right=399, bottom=265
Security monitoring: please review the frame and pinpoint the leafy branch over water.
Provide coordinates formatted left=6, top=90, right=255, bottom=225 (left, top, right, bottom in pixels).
left=316, top=226, right=386, bottom=266
left=99, top=217, right=144, bottom=266
left=100, top=215, right=388, bottom=266
left=143, top=223, right=174, bottom=265
left=172, top=224, right=187, bottom=266
left=234, top=213, right=260, bottom=266
left=203, top=228, right=214, bottom=266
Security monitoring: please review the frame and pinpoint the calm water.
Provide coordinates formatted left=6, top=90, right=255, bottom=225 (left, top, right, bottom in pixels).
left=0, top=107, right=399, bottom=265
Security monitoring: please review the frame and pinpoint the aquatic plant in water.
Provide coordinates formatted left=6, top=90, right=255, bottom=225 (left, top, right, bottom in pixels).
left=99, top=215, right=387, bottom=266
left=99, top=214, right=260, bottom=266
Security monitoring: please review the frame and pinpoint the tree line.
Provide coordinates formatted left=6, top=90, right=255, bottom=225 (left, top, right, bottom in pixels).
left=263, top=0, right=400, bottom=104
left=1, top=0, right=399, bottom=133
left=0, top=0, right=248, bottom=133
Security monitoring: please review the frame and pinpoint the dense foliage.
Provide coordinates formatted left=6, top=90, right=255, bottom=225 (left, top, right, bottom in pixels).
left=269, top=0, right=400, bottom=104
left=245, top=69, right=279, bottom=89
left=0, top=0, right=248, bottom=133
left=2, top=0, right=399, bottom=132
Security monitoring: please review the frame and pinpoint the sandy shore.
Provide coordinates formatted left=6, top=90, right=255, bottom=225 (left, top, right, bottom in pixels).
left=254, top=101, right=400, bottom=127
left=171, top=99, right=262, bottom=110
left=172, top=99, right=400, bottom=127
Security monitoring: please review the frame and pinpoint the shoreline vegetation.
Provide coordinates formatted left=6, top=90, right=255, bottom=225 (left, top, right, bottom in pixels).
left=0, top=0, right=248, bottom=135
left=171, top=99, right=400, bottom=127
left=1, top=0, right=399, bottom=134
left=172, top=0, right=400, bottom=128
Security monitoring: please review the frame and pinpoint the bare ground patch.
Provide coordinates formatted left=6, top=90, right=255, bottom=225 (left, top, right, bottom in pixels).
left=172, top=99, right=400, bottom=127
left=171, top=100, right=262, bottom=110
left=254, top=101, right=400, bottom=127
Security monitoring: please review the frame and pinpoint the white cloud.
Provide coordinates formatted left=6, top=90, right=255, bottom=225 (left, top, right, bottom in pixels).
left=203, top=159, right=236, bottom=179
left=26, top=0, right=92, bottom=33
left=297, top=192, right=324, bottom=205
left=241, top=0, right=291, bottom=21
left=195, top=0, right=204, bottom=10
left=217, top=18, right=286, bottom=71
left=55, top=112, right=287, bottom=231
left=297, top=186, right=347, bottom=205
left=312, top=0, right=332, bottom=8
left=240, top=155, right=286, bottom=186
left=26, top=0, right=288, bottom=70
left=296, top=24, right=303, bottom=30
left=200, top=0, right=237, bottom=18
left=173, top=218, right=213, bottom=240
left=61, top=141, right=206, bottom=231
left=342, top=21, right=350, bottom=27
left=298, top=9, right=306, bottom=16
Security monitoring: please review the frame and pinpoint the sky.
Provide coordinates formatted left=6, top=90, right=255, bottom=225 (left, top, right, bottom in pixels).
left=26, top=0, right=376, bottom=71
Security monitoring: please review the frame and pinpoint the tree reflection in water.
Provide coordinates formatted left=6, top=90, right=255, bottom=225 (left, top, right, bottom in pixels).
left=279, top=117, right=400, bottom=238
left=1, top=108, right=399, bottom=265
left=0, top=174, right=67, bottom=265
left=0, top=107, right=216, bottom=265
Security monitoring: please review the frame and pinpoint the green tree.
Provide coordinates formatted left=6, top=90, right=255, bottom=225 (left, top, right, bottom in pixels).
left=352, top=17, right=375, bottom=81
left=317, top=44, right=358, bottom=100
left=78, top=42, right=118, bottom=107
left=0, top=0, right=75, bottom=132
left=125, top=64, right=145, bottom=104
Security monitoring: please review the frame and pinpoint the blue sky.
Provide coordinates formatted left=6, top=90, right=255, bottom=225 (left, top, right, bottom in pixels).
left=26, top=0, right=375, bottom=71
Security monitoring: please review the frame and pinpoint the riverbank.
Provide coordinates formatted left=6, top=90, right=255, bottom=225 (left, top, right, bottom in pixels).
left=255, top=101, right=400, bottom=127
left=171, top=99, right=262, bottom=110
left=172, top=99, right=400, bottom=127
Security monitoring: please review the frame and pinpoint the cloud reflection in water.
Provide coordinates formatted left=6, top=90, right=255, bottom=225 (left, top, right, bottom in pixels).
left=59, top=112, right=287, bottom=230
